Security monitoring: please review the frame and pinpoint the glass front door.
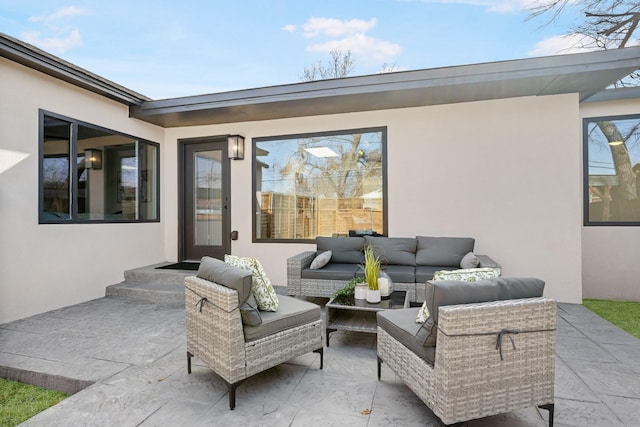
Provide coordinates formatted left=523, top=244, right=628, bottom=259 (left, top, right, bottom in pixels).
left=181, top=139, right=230, bottom=260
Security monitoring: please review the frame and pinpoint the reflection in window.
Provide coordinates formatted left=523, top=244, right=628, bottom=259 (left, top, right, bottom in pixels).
left=254, top=127, right=386, bottom=240
left=40, top=112, right=159, bottom=223
left=585, top=115, right=640, bottom=224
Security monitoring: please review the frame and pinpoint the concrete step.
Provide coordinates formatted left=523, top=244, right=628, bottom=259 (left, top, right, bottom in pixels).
left=106, top=281, right=185, bottom=306
left=123, top=262, right=197, bottom=286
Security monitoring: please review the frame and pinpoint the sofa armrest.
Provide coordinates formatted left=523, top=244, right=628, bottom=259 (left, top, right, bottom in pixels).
left=286, top=251, right=317, bottom=296
left=477, top=254, right=501, bottom=270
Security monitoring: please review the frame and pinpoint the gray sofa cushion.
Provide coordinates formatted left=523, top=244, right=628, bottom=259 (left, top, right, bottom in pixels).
left=416, top=236, right=475, bottom=267
left=377, top=308, right=436, bottom=365
left=416, top=276, right=545, bottom=347
left=302, top=263, right=359, bottom=280
left=364, top=236, right=417, bottom=266
left=415, top=265, right=453, bottom=283
left=197, top=256, right=261, bottom=326
left=317, top=236, right=365, bottom=264
left=357, top=265, right=416, bottom=283
left=243, top=295, right=321, bottom=342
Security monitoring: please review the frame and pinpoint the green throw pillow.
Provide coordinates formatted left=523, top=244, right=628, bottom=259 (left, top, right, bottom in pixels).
left=225, top=254, right=279, bottom=311
left=415, top=267, right=501, bottom=323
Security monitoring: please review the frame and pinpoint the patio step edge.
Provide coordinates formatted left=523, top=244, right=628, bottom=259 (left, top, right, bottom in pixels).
left=105, top=281, right=185, bottom=307
left=0, top=365, right=94, bottom=395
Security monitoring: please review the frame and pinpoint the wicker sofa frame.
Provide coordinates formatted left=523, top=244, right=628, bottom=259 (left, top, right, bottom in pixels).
left=377, top=297, right=556, bottom=426
left=185, top=276, right=324, bottom=410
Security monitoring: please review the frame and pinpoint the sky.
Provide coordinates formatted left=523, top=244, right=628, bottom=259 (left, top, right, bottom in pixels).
left=0, top=1, right=586, bottom=100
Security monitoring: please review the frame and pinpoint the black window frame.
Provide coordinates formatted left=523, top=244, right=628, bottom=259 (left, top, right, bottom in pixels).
left=38, top=109, right=160, bottom=224
left=252, top=126, right=388, bottom=243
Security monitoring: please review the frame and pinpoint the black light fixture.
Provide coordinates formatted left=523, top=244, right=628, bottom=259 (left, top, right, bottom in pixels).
left=228, top=134, right=245, bottom=160
left=84, top=148, right=102, bottom=169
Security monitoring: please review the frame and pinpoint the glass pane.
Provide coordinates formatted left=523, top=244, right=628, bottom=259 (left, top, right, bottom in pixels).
left=139, top=142, right=158, bottom=220
left=586, top=116, right=640, bottom=223
left=195, top=150, right=222, bottom=246
left=42, top=117, right=71, bottom=220
left=255, top=128, right=385, bottom=240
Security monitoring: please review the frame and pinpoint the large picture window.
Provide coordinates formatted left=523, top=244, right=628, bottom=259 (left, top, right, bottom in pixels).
left=39, top=111, right=160, bottom=223
left=584, top=114, right=640, bottom=225
left=253, top=127, right=387, bottom=242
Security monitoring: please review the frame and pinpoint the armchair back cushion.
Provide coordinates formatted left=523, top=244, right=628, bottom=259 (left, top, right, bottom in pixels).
left=416, top=276, right=545, bottom=347
left=364, top=236, right=417, bottom=266
left=416, top=236, right=475, bottom=267
left=316, top=236, right=365, bottom=264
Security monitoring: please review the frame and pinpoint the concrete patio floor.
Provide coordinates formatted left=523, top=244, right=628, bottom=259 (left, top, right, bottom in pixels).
left=1, top=294, right=639, bottom=426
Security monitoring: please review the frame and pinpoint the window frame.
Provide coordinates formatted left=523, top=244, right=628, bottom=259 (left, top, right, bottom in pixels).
left=252, top=126, right=388, bottom=243
left=583, top=113, right=640, bottom=226
left=38, top=109, right=161, bottom=224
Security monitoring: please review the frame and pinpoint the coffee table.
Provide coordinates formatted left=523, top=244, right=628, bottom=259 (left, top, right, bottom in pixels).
left=325, top=290, right=409, bottom=346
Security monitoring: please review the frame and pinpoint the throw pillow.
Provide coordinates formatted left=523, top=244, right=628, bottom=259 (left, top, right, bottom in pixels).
left=225, top=254, right=279, bottom=312
left=310, top=250, right=332, bottom=270
left=415, top=267, right=501, bottom=323
left=460, top=251, right=480, bottom=269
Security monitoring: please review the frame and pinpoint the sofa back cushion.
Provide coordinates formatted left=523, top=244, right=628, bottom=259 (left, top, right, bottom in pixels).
left=364, top=236, right=417, bottom=266
left=416, top=236, right=475, bottom=267
left=415, top=276, right=545, bottom=347
left=316, top=236, right=365, bottom=264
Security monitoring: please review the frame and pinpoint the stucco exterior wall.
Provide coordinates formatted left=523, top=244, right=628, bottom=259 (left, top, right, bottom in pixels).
left=0, top=58, right=165, bottom=323
left=581, top=98, right=640, bottom=301
left=165, top=93, right=583, bottom=303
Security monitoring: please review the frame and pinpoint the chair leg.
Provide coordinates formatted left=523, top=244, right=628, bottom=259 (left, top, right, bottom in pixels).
left=313, top=347, right=323, bottom=369
left=187, top=351, right=193, bottom=374
left=377, top=356, right=382, bottom=380
left=225, top=379, right=245, bottom=410
left=539, top=403, right=554, bottom=427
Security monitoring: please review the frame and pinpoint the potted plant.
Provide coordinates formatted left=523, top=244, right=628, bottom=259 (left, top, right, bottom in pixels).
left=362, top=245, right=381, bottom=303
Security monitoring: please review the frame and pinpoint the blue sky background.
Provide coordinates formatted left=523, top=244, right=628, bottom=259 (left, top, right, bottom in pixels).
left=1, top=1, right=584, bottom=99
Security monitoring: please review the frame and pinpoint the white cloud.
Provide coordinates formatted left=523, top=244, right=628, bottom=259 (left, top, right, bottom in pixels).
left=21, top=29, right=82, bottom=53
left=302, top=17, right=378, bottom=38
left=282, top=24, right=297, bottom=32
left=29, top=6, right=90, bottom=23
left=308, top=34, right=402, bottom=64
left=528, top=33, right=598, bottom=57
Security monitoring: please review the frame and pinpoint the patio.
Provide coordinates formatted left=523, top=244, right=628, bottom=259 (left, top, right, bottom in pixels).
left=1, top=291, right=639, bottom=426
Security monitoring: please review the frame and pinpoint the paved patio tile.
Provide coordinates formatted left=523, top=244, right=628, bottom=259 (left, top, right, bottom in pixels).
left=1, top=297, right=639, bottom=426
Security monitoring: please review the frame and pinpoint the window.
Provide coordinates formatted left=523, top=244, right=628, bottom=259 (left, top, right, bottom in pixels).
left=39, top=111, right=159, bottom=223
left=253, top=127, right=387, bottom=241
left=584, top=114, right=640, bottom=225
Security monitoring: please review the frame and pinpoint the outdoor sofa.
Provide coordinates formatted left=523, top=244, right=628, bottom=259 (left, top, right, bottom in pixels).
left=377, top=276, right=556, bottom=426
left=287, top=235, right=501, bottom=302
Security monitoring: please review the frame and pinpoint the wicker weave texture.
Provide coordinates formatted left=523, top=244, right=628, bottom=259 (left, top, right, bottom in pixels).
left=286, top=251, right=316, bottom=296
left=245, top=319, right=322, bottom=377
left=378, top=297, right=556, bottom=425
left=185, top=276, right=246, bottom=384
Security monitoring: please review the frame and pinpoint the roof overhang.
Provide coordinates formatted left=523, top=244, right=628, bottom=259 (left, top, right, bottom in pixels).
left=131, top=47, right=640, bottom=128
left=0, top=32, right=149, bottom=105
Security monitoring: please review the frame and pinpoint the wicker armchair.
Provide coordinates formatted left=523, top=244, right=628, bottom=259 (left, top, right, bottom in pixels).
left=185, top=276, right=323, bottom=410
left=377, top=297, right=556, bottom=426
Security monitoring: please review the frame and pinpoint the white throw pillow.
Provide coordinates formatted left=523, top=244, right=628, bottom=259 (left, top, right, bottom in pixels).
left=225, top=255, right=279, bottom=311
left=310, top=250, right=332, bottom=270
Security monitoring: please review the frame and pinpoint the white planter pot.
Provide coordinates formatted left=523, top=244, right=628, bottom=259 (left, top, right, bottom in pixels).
left=366, top=289, right=381, bottom=304
left=354, top=283, right=368, bottom=300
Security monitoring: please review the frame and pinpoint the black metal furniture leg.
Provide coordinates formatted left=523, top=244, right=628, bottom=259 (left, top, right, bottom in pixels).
left=539, top=403, right=554, bottom=427
left=226, top=380, right=245, bottom=410
left=313, top=347, right=323, bottom=369
left=377, top=356, right=382, bottom=380
left=187, top=351, right=193, bottom=374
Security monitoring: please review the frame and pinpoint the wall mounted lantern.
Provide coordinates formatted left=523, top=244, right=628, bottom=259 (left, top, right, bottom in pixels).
left=84, top=148, right=102, bottom=169
left=228, top=135, right=245, bottom=160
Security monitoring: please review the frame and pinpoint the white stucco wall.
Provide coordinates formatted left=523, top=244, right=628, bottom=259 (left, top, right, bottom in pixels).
left=581, top=98, right=640, bottom=301
left=0, top=59, right=165, bottom=323
left=164, top=93, right=583, bottom=303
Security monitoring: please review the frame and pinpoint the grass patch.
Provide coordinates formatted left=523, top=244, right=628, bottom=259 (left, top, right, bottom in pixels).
left=583, top=299, right=640, bottom=339
left=0, top=378, right=67, bottom=427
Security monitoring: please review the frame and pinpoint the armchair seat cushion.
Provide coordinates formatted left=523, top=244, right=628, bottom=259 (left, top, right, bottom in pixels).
left=415, top=265, right=449, bottom=283
left=301, top=263, right=359, bottom=280
left=378, top=308, right=436, bottom=365
left=243, top=295, right=321, bottom=342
